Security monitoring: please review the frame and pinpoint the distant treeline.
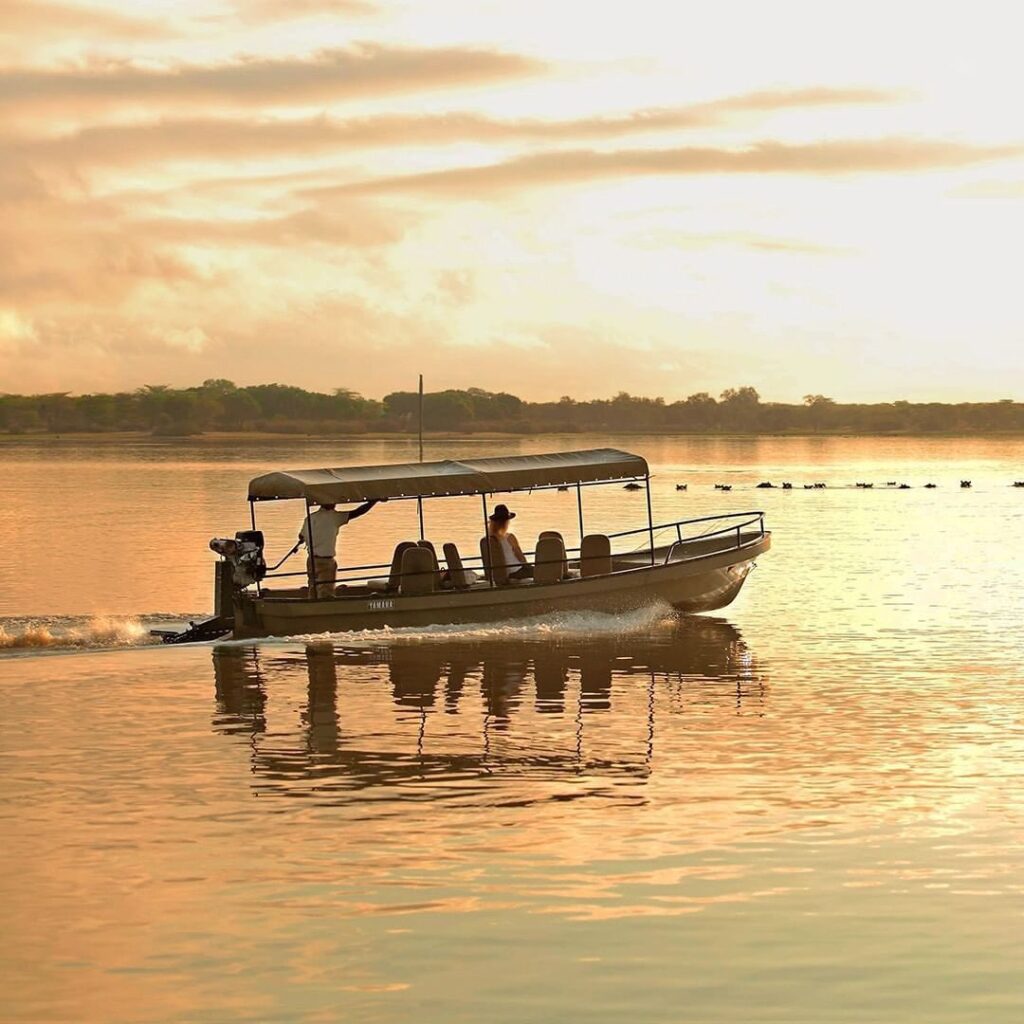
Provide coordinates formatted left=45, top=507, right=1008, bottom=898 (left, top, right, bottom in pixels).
left=2, top=381, right=1023, bottom=436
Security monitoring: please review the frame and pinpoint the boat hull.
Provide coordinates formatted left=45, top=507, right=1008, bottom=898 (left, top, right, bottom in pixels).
left=233, top=532, right=770, bottom=639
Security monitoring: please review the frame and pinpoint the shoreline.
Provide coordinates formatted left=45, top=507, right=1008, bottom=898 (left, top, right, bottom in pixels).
left=4, top=429, right=1024, bottom=442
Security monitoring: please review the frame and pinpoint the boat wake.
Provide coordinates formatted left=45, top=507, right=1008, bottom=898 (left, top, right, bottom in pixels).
left=228, top=602, right=682, bottom=650
left=0, top=615, right=194, bottom=655
left=1, top=604, right=682, bottom=657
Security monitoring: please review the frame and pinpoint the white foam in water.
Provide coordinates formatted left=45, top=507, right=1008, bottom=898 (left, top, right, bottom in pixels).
left=230, top=601, right=680, bottom=650
left=1, top=604, right=679, bottom=655
left=0, top=615, right=168, bottom=653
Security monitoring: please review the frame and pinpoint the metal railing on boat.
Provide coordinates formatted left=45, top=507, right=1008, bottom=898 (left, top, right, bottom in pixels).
left=251, top=510, right=766, bottom=598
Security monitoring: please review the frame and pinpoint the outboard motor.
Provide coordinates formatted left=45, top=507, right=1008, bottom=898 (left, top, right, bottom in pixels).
left=209, top=530, right=266, bottom=588
left=151, top=530, right=266, bottom=645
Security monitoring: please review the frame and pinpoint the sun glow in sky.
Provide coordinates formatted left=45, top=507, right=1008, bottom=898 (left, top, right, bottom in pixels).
left=2, top=0, right=1024, bottom=401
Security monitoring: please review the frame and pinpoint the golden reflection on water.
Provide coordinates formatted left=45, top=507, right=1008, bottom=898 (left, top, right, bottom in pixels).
left=3, top=435, right=1024, bottom=1021
left=3, top=613, right=1024, bottom=1021
left=211, top=618, right=761, bottom=808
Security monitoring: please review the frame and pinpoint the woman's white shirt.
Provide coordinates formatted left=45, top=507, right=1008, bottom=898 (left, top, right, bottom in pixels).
left=498, top=535, right=523, bottom=569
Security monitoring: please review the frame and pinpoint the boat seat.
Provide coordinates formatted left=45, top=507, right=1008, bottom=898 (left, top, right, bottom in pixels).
left=399, top=546, right=437, bottom=596
left=537, top=530, right=568, bottom=579
left=580, top=534, right=612, bottom=578
left=664, top=540, right=688, bottom=564
left=417, top=540, right=442, bottom=589
left=443, top=542, right=475, bottom=590
left=386, top=541, right=418, bottom=591
left=534, top=535, right=567, bottom=585
left=479, top=535, right=510, bottom=585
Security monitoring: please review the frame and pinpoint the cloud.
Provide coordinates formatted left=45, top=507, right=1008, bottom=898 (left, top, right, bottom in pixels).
left=0, top=293, right=756, bottom=399
left=0, top=149, right=408, bottom=383
left=0, top=157, right=49, bottom=202
left=138, top=203, right=402, bottom=248
left=236, top=0, right=376, bottom=18
left=953, top=179, right=1024, bottom=199
left=0, top=309, right=232, bottom=383
left=322, top=139, right=1023, bottom=196
left=0, top=0, right=161, bottom=41
left=0, top=308, right=38, bottom=353
left=0, top=44, right=543, bottom=110
left=0, top=215, right=203, bottom=303
left=743, top=237, right=846, bottom=254
left=0, top=178, right=205, bottom=304
left=0, top=172, right=403, bottom=307
left=11, top=87, right=900, bottom=168
left=701, top=86, right=899, bottom=114
left=635, top=229, right=850, bottom=255
left=164, top=325, right=209, bottom=353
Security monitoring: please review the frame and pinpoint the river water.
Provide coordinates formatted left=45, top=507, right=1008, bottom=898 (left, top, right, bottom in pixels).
left=1, top=435, right=1023, bottom=1022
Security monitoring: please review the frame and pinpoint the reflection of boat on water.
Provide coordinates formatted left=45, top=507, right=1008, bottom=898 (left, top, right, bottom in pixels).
left=211, top=617, right=765, bottom=802
left=173, top=449, right=770, bottom=642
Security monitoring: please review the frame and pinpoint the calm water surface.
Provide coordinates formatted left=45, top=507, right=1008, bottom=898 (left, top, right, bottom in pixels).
left=1, top=435, right=1023, bottom=1021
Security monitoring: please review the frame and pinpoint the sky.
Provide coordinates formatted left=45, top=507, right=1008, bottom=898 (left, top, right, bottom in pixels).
left=2, top=0, right=1024, bottom=402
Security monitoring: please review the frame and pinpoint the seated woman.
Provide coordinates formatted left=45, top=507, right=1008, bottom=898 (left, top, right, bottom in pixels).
left=487, top=504, right=533, bottom=580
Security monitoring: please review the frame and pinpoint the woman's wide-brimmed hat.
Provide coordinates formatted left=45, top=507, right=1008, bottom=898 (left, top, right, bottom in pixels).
left=489, top=503, right=516, bottom=522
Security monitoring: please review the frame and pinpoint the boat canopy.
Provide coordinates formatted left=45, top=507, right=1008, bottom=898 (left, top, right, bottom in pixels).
left=248, top=448, right=649, bottom=503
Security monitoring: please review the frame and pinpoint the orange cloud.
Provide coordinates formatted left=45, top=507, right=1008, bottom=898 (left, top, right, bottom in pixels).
left=0, top=0, right=161, bottom=40
left=10, top=88, right=900, bottom=168
left=237, top=0, right=375, bottom=17
left=137, top=204, right=402, bottom=248
left=0, top=162, right=402, bottom=309
left=702, top=86, right=902, bottom=114
left=325, top=139, right=1022, bottom=195
left=0, top=193, right=203, bottom=304
left=2, top=0, right=1019, bottom=404
left=0, top=44, right=543, bottom=111
left=0, top=294, right=761, bottom=399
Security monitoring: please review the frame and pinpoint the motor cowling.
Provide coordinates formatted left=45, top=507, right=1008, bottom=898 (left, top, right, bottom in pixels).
left=209, top=530, right=266, bottom=587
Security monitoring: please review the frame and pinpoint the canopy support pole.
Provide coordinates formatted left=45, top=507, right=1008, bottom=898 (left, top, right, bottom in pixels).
left=481, top=494, right=494, bottom=588
left=417, top=498, right=425, bottom=541
left=645, top=475, right=655, bottom=566
left=249, top=499, right=261, bottom=597
left=304, top=499, right=318, bottom=601
left=576, top=483, right=584, bottom=548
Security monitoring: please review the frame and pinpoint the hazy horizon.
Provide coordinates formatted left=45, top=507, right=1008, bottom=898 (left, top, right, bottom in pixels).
left=2, top=378, right=1023, bottom=406
left=3, top=0, right=1023, bottom=401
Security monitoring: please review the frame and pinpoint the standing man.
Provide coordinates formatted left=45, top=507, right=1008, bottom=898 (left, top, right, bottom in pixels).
left=298, top=499, right=380, bottom=598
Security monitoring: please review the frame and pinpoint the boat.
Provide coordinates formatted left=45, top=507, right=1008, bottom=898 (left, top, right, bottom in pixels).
left=159, top=448, right=770, bottom=642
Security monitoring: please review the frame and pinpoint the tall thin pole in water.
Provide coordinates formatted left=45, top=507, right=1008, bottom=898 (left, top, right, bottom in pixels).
left=418, top=374, right=424, bottom=464
left=417, top=375, right=425, bottom=539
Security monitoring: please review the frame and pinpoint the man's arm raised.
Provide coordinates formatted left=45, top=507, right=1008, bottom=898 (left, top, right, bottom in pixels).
left=348, top=499, right=383, bottom=521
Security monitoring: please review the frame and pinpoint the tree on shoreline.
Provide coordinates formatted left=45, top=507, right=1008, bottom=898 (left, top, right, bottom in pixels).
left=0, top=383, right=1022, bottom=436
